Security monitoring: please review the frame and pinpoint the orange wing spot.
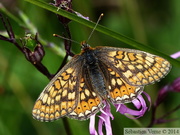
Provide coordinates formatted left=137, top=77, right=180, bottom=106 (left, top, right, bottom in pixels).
left=55, top=112, right=60, bottom=118
left=47, top=97, right=51, bottom=105
left=79, top=87, right=83, bottom=91
left=110, top=91, right=115, bottom=99
left=128, top=53, right=136, bottom=61
left=128, top=65, right=136, bottom=70
left=152, top=66, right=159, bottom=73
left=80, top=92, right=86, bottom=100
left=63, top=74, right=70, bottom=80
left=45, top=106, right=50, bottom=114
left=66, top=67, right=74, bottom=74
left=157, top=72, right=163, bottom=77
left=148, top=77, right=154, bottom=82
left=67, top=100, right=75, bottom=108
left=67, top=108, right=73, bottom=112
left=116, top=61, right=125, bottom=70
left=130, top=76, right=139, bottom=84
left=108, top=68, right=113, bottom=72
left=61, top=110, right=67, bottom=116
left=62, top=90, right=67, bottom=97
left=115, top=72, right=120, bottom=77
left=45, top=114, right=49, bottom=119
left=61, top=102, right=67, bottom=110
left=75, top=104, right=83, bottom=114
left=60, top=79, right=66, bottom=87
left=164, top=61, right=170, bottom=65
left=49, top=105, right=55, bottom=114
left=160, top=68, right=166, bottom=72
left=80, top=78, right=85, bottom=82
left=127, top=85, right=135, bottom=94
left=116, top=51, right=124, bottom=59
left=52, top=90, right=58, bottom=98
left=81, top=101, right=90, bottom=111
left=50, top=114, right=55, bottom=119
left=145, top=60, right=152, bottom=66
left=33, top=100, right=42, bottom=109
left=154, top=63, right=162, bottom=69
left=136, top=59, right=144, bottom=64
left=95, top=97, right=100, bottom=104
left=137, top=72, right=145, bottom=81
left=40, top=105, right=46, bottom=112
left=51, top=99, right=55, bottom=104
left=49, top=86, right=54, bottom=95
left=88, top=99, right=97, bottom=109
left=155, top=57, right=165, bottom=63
left=55, top=95, right=61, bottom=102
left=113, top=88, right=122, bottom=97
left=40, top=112, right=45, bottom=118
left=54, top=80, right=61, bottom=89
left=42, top=94, right=48, bottom=104
left=136, top=54, right=144, bottom=61
left=122, top=52, right=130, bottom=61
left=154, top=75, right=159, bottom=80
left=142, top=79, right=148, bottom=84
left=145, top=56, right=154, bottom=63
left=61, top=72, right=66, bottom=77
left=108, top=51, right=116, bottom=57
left=68, top=92, right=76, bottom=100
left=120, top=86, right=129, bottom=96
left=144, top=70, right=151, bottom=78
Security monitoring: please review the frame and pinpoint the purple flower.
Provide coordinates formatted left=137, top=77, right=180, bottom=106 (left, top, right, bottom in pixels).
left=52, top=0, right=73, bottom=24
left=169, top=52, right=180, bottom=92
left=170, top=51, right=180, bottom=59
left=74, top=12, right=90, bottom=20
left=156, top=77, right=180, bottom=106
left=89, top=92, right=150, bottom=135
left=169, top=77, right=180, bottom=92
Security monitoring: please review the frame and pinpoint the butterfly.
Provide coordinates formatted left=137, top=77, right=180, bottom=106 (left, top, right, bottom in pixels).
left=32, top=41, right=171, bottom=121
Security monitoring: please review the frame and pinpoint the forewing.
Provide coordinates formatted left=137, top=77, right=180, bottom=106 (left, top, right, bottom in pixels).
left=32, top=55, right=82, bottom=122
left=67, top=69, right=104, bottom=120
left=96, top=47, right=171, bottom=86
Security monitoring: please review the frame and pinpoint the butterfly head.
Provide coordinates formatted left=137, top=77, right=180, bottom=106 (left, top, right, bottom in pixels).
left=81, top=41, right=92, bottom=51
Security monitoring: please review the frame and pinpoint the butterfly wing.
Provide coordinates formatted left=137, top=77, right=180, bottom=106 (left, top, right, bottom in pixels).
left=95, top=46, right=171, bottom=86
left=32, top=55, right=83, bottom=122
left=98, top=60, right=144, bottom=103
left=67, top=75, right=104, bottom=120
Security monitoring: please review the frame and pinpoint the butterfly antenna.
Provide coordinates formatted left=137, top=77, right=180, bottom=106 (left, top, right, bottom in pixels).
left=86, top=13, right=104, bottom=43
left=53, top=34, right=79, bottom=45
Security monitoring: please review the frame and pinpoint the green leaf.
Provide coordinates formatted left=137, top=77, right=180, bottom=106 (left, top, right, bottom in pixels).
left=25, top=0, right=180, bottom=67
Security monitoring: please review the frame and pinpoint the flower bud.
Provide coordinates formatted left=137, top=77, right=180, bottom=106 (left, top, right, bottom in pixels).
left=54, top=0, right=73, bottom=24
left=22, top=34, right=45, bottom=64
left=170, top=77, right=180, bottom=92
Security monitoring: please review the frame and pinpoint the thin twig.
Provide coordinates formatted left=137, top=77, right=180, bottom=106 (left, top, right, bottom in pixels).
left=159, top=104, right=180, bottom=120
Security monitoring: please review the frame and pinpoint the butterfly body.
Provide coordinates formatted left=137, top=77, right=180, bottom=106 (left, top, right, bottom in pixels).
left=32, top=42, right=171, bottom=121
left=81, top=44, right=108, bottom=99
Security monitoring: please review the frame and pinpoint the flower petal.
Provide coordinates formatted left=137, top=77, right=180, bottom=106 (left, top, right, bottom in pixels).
left=171, top=51, right=180, bottom=59
left=89, top=114, right=98, bottom=135
left=114, top=94, right=149, bottom=119
left=98, top=102, right=113, bottom=135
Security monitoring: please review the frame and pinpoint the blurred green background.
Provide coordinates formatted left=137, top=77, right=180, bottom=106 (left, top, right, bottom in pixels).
left=0, top=0, right=180, bottom=135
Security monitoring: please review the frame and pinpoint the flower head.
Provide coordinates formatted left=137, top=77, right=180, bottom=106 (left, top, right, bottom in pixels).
left=89, top=92, right=150, bottom=135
